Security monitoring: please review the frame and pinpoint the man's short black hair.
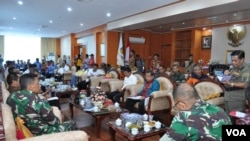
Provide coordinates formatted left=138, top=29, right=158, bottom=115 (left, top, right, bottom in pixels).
left=231, top=50, right=245, bottom=59
left=20, top=73, right=37, bottom=90
left=145, top=70, right=154, bottom=76
left=93, top=63, right=98, bottom=67
left=6, top=73, right=19, bottom=85
left=123, top=66, right=131, bottom=72
left=8, top=67, right=15, bottom=74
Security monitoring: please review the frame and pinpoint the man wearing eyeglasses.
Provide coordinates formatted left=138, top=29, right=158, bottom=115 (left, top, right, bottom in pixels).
left=160, top=83, right=231, bottom=141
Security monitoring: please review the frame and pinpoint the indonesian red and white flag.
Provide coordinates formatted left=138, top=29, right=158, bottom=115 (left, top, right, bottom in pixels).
left=125, top=39, right=130, bottom=65
left=116, top=33, right=124, bottom=66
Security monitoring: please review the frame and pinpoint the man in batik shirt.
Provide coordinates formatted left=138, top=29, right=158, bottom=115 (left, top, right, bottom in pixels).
left=170, top=64, right=186, bottom=84
left=160, top=83, right=231, bottom=141
left=7, top=73, right=77, bottom=136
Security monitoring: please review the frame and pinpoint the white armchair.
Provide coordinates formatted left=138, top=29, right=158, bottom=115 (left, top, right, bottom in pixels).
left=194, top=80, right=225, bottom=107
left=99, top=69, right=120, bottom=93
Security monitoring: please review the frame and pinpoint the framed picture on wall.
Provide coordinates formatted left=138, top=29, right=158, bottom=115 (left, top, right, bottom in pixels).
left=226, top=50, right=234, bottom=64
left=201, top=35, right=212, bottom=49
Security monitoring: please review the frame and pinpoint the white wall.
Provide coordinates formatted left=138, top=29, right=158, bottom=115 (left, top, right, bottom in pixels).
left=60, top=36, right=71, bottom=57
left=211, top=25, right=250, bottom=64
left=77, top=34, right=96, bottom=59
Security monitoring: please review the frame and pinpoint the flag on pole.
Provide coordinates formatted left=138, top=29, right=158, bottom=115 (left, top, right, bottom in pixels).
left=125, top=39, right=130, bottom=65
left=116, top=33, right=124, bottom=66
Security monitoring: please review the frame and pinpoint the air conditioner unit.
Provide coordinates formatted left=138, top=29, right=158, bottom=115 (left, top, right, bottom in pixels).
left=129, top=37, right=145, bottom=44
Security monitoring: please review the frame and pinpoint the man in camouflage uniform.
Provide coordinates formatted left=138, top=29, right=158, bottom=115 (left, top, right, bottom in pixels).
left=160, top=83, right=231, bottom=141
left=223, top=50, right=250, bottom=114
left=7, top=73, right=77, bottom=136
left=170, top=64, right=186, bottom=84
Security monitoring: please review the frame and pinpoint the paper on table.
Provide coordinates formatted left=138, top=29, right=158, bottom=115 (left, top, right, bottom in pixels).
left=127, top=96, right=144, bottom=100
left=217, top=75, right=231, bottom=82
left=47, top=97, right=59, bottom=101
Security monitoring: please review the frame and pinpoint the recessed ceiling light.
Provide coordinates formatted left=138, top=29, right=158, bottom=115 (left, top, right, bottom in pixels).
left=67, top=7, right=72, bottom=12
left=106, top=12, right=111, bottom=17
left=225, top=20, right=229, bottom=23
left=203, top=27, right=206, bottom=30
left=233, top=13, right=237, bottom=16
left=62, top=30, right=66, bottom=33
left=159, top=26, right=162, bottom=29
left=17, top=0, right=23, bottom=5
left=80, top=23, right=84, bottom=26
left=13, top=17, right=16, bottom=20
left=49, top=20, right=53, bottom=23
left=182, top=22, right=185, bottom=25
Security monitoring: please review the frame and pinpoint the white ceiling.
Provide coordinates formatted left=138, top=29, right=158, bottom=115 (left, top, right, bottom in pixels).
left=1, top=0, right=250, bottom=38
left=0, top=0, right=178, bottom=37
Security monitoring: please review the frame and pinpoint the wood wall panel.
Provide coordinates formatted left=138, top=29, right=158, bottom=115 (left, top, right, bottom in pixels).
left=107, top=31, right=120, bottom=67
left=56, top=38, right=61, bottom=60
left=124, top=30, right=151, bottom=69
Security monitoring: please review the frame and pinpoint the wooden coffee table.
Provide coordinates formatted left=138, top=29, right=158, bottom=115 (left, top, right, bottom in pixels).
left=69, top=100, right=128, bottom=138
left=107, top=121, right=168, bottom=141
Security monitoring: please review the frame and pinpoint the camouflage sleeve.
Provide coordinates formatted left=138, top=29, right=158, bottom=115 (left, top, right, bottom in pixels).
left=37, top=96, right=60, bottom=126
left=164, top=112, right=189, bottom=141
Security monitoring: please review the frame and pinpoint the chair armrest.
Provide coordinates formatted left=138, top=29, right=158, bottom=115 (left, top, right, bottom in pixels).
left=125, top=84, right=144, bottom=96
left=147, top=90, right=173, bottom=114
left=90, top=76, right=105, bottom=87
left=20, top=131, right=89, bottom=141
left=108, top=80, right=124, bottom=92
left=51, top=106, right=62, bottom=123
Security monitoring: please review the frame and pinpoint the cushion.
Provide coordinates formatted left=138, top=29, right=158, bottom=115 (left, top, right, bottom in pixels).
left=105, top=73, right=113, bottom=79
left=16, top=117, right=33, bottom=138
left=204, top=93, right=220, bottom=101
left=2, top=103, right=17, bottom=141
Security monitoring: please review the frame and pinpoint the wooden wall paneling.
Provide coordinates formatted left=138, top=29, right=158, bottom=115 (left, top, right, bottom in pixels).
left=107, top=31, right=120, bottom=67
left=96, top=32, right=102, bottom=65
left=192, top=29, right=201, bottom=63
left=161, top=33, right=172, bottom=68
left=124, top=30, right=150, bottom=70
left=70, top=34, right=77, bottom=66
left=56, top=38, right=61, bottom=61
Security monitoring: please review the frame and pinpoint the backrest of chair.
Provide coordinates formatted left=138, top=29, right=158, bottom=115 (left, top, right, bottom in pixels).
left=2, top=103, right=16, bottom=141
left=108, top=70, right=119, bottom=79
left=134, top=73, right=145, bottom=84
left=63, top=72, right=72, bottom=81
left=194, top=80, right=224, bottom=100
left=156, top=76, right=174, bottom=91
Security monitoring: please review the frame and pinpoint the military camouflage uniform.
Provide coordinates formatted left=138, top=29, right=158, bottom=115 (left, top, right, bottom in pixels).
left=7, top=90, right=77, bottom=136
left=224, top=63, right=250, bottom=113
left=160, top=100, right=231, bottom=141
left=170, top=72, right=186, bottom=83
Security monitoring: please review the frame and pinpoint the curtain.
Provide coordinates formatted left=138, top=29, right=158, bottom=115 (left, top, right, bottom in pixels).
left=41, top=38, right=57, bottom=59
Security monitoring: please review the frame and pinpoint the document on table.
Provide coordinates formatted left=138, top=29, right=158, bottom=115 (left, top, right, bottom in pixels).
left=127, top=96, right=144, bottom=100
left=217, top=75, right=231, bottom=82
left=47, top=97, right=59, bottom=101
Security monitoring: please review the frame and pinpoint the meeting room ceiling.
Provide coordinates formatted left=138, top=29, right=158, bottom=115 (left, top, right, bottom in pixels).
left=0, top=0, right=179, bottom=37
left=0, top=0, right=250, bottom=37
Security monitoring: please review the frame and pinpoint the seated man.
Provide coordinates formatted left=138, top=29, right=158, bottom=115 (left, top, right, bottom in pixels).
left=170, top=64, right=186, bottom=84
left=57, top=62, right=70, bottom=75
left=186, top=64, right=210, bottom=85
left=77, top=63, right=105, bottom=90
left=107, top=66, right=137, bottom=103
left=7, top=73, right=77, bottom=136
left=125, top=70, right=159, bottom=114
left=6, top=73, right=20, bottom=94
left=160, top=83, right=231, bottom=141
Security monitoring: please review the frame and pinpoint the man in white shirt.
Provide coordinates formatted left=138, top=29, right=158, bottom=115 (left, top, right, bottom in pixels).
left=57, top=62, right=70, bottom=75
left=107, top=66, right=137, bottom=103
left=77, top=64, right=105, bottom=90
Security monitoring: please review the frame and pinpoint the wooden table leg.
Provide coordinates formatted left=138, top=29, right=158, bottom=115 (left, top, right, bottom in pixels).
left=69, top=102, right=74, bottom=118
left=95, top=116, right=105, bottom=138
left=108, top=126, right=116, bottom=141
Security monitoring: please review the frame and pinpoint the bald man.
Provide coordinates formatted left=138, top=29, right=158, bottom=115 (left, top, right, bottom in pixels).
left=160, top=83, right=231, bottom=141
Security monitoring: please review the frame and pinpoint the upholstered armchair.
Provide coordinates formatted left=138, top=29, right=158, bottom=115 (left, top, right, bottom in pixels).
left=99, top=69, right=120, bottom=93
left=0, top=82, right=89, bottom=141
left=124, top=76, right=175, bottom=122
left=194, top=80, right=225, bottom=107
left=89, top=69, right=106, bottom=88
left=62, top=72, right=72, bottom=85
left=107, top=72, right=145, bottom=106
